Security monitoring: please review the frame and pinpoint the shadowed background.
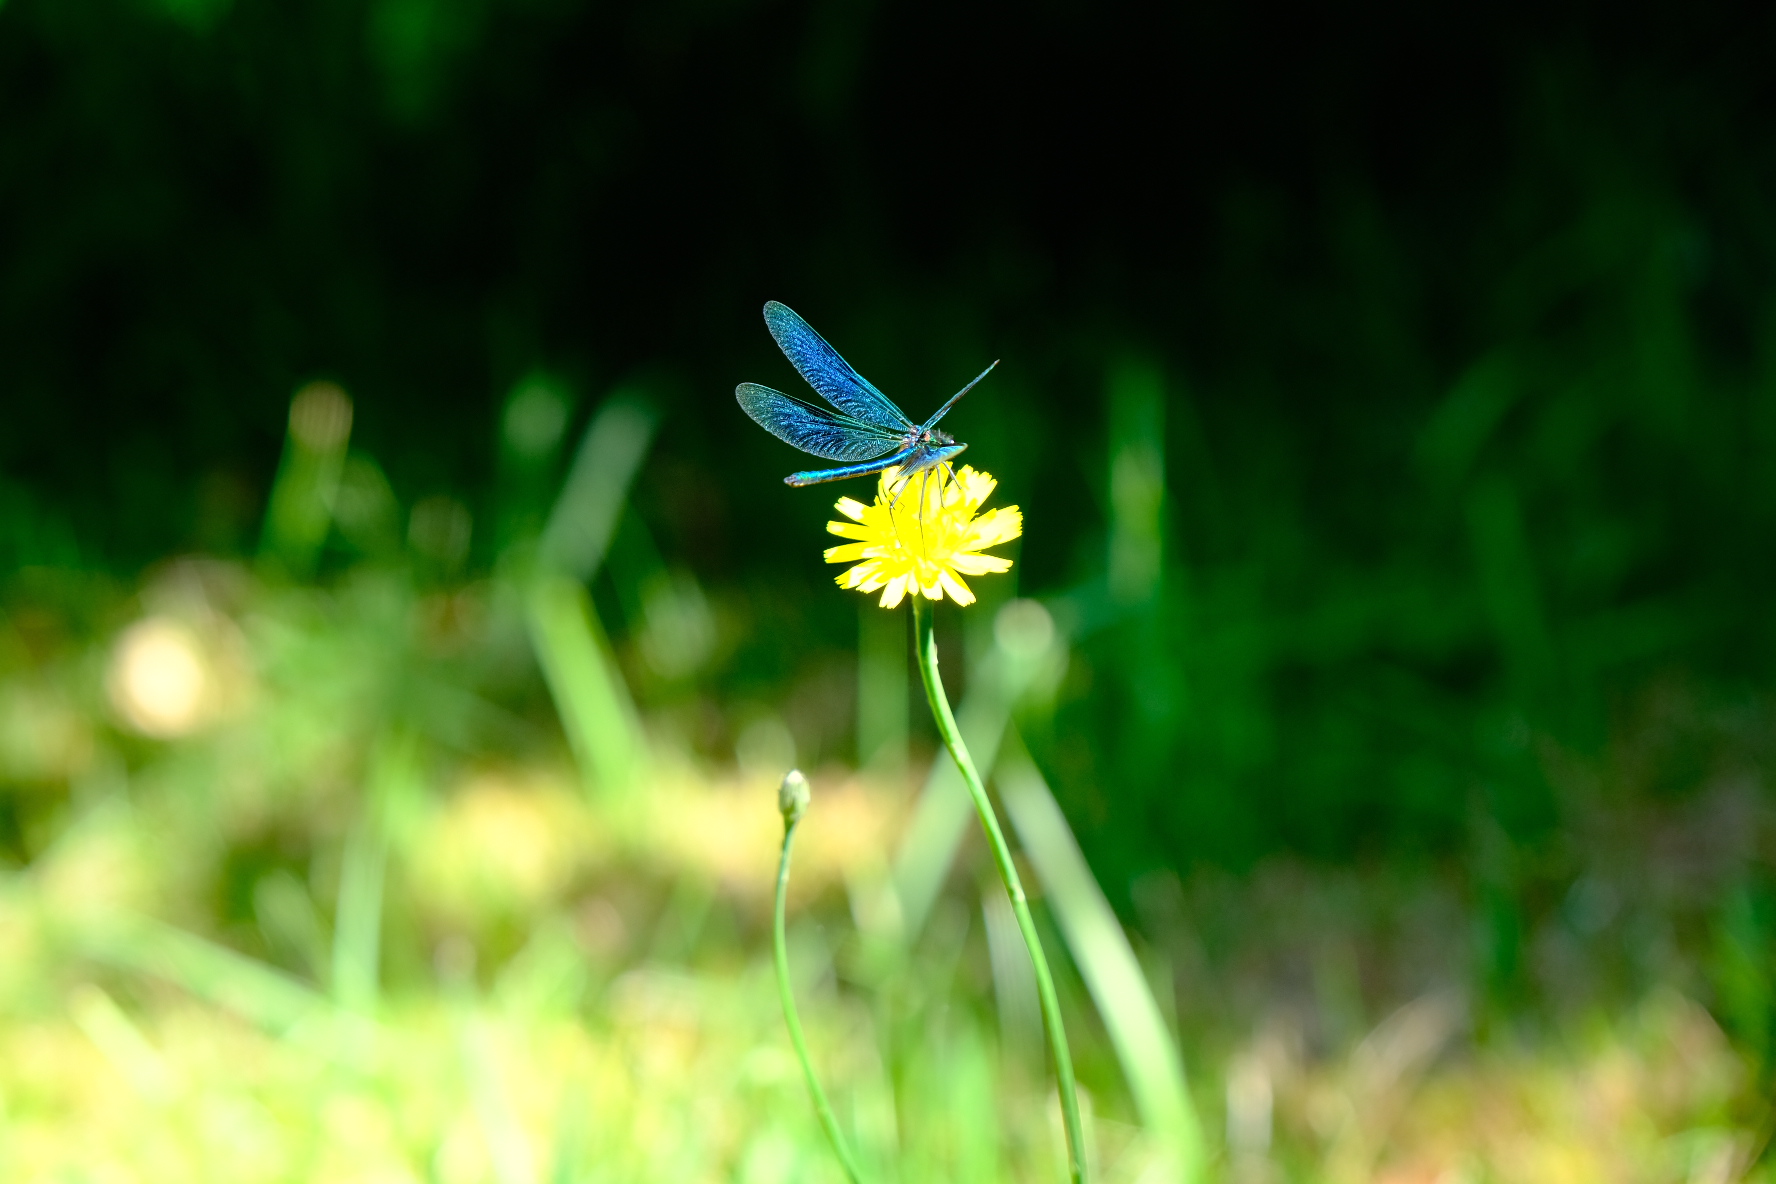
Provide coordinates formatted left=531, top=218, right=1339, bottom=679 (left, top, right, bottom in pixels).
left=9, top=0, right=1774, bottom=863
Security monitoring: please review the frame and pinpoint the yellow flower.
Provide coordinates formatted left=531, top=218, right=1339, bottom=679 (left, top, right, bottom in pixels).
left=825, top=465, right=1023, bottom=608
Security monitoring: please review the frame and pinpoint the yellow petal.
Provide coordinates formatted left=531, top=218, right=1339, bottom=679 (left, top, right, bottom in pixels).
left=939, top=570, right=976, bottom=605
left=838, top=559, right=884, bottom=588
left=824, top=542, right=875, bottom=563
left=834, top=497, right=870, bottom=522
left=965, top=506, right=1023, bottom=549
left=950, top=552, right=1013, bottom=576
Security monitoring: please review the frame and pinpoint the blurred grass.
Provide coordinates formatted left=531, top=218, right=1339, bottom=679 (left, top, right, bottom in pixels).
left=0, top=379, right=1773, bottom=1181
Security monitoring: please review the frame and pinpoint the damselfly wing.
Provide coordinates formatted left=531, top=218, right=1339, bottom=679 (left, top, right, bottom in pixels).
left=735, top=301, right=996, bottom=486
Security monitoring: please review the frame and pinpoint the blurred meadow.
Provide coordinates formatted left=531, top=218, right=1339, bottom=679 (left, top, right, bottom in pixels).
left=5, top=0, right=1776, bottom=1180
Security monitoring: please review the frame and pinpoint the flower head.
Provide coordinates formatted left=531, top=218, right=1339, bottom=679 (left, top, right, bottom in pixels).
left=825, top=465, right=1023, bottom=608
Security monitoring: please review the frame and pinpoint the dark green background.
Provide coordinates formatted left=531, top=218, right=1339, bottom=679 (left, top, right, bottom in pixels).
left=4, top=0, right=1774, bottom=885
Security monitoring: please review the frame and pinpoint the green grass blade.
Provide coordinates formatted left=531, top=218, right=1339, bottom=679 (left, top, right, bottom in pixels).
left=538, top=394, right=655, bottom=583
left=332, top=730, right=417, bottom=1013
left=527, top=574, right=646, bottom=797
left=73, top=913, right=328, bottom=1034
left=525, top=392, right=656, bottom=799
left=259, top=382, right=354, bottom=579
left=997, top=735, right=1205, bottom=1182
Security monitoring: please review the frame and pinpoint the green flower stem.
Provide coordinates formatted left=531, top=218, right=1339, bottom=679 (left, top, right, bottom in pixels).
left=774, top=791, right=865, bottom=1184
left=912, top=597, right=1088, bottom=1184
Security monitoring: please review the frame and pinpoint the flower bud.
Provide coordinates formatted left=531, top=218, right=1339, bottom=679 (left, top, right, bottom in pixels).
left=778, top=768, right=810, bottom=825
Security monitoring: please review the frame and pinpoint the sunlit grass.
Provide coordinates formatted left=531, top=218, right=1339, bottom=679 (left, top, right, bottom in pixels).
left=0, top=553, right=1767, bottom=1183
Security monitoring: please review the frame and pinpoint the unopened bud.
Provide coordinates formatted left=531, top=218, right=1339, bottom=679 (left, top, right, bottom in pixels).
left=778, top=768, right=810, bottom=825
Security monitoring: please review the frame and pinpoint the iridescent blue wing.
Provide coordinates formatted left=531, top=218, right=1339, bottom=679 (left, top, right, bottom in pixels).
left=735, top=383, right=903, bottom=461
left=763, top=302, right=914, bottom=432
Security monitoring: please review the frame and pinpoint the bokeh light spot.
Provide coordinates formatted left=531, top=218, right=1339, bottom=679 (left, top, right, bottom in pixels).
left=107, top=618, right=212, bottom=738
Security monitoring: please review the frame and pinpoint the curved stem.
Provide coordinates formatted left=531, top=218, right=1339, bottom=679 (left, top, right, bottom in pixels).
left=774, top=814, right=865, bottom=1184
left=912, top=597, right=1087, bottom=1184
